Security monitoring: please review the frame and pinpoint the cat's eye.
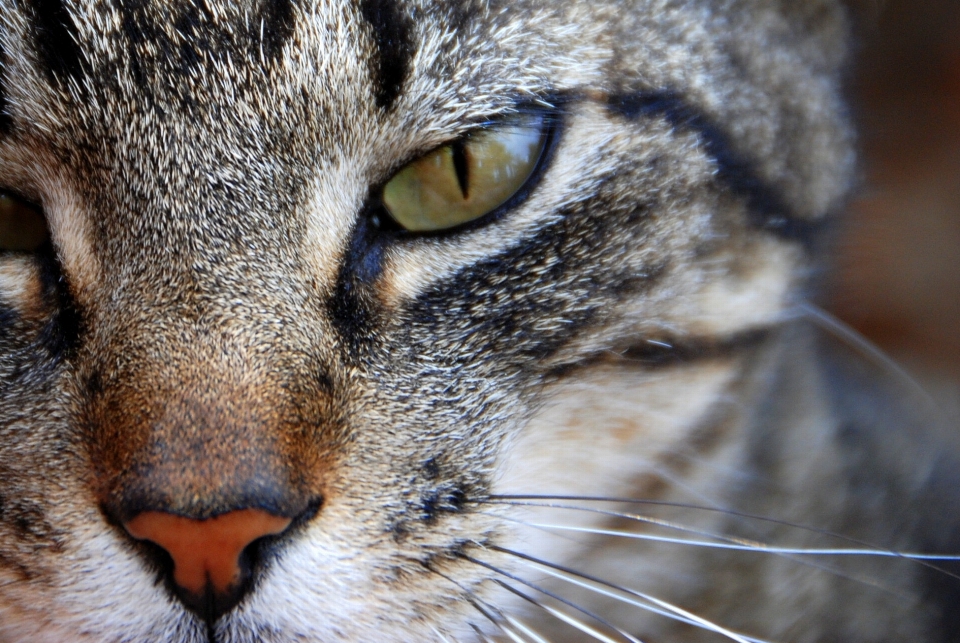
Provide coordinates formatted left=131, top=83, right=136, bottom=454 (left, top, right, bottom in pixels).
left=381, top=114, right=549, bottom=233
left=0, top=191, right=49, bottom=251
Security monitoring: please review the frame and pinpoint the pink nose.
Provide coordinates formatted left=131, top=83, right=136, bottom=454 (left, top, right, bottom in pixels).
left=124, top=509, right=292, bottom=595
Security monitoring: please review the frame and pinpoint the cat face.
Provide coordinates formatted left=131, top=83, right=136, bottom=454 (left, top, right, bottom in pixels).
left=0, top=0, right=852, bottom=641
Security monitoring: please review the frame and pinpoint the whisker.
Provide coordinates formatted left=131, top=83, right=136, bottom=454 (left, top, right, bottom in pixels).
left=493, top=545, right=767, bottom=643
left=490, top=511, right=592, bottom=545
left=491, top=499, right=776, bottom=552
left=424, top=562, right=516, bottom=643
left=501, top=615, right=554, bottom=643
left=484, top=496, right=960, bottom=576
left=467, top=595, right=545, bottom=643
left=795, top=302, right=942, bottom=413
left=471, top=623, right=498, bottom=643
left=462, top=555, right=644, bottom=643
left=489, top=508, right=924, bottom=602
left=516, top=522, right=960, bottom=561
left=495, top=579, right=640, bottom=643
left=423, top=556, right=557, bottom=643
left=431, top=625, right=457, bottom=643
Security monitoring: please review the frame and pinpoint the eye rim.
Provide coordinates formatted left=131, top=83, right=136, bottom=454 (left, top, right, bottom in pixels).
left=0, top=188, right=51, bottom=254
left=370, top=106, right=562, bottom=240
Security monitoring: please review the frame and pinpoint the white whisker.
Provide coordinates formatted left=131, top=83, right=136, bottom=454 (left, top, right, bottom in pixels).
left=424, top=562, right=517, bottom=643
left=467, top=598, right=539, bottom=643
left=498, top=620, right=545, bottom=643
left=506, top=552, right=767, bottom=643
left=491, top=510, right=923, bottom=601
left=501, top=615, right=554, bottom=643
left=795, top=302, right=943, bottom=414
left=498, top=580, right=635, bottom=643
left=485, top=496, right=960, bottom=575
left=431, top=625, right=457, bottom=643
left=470, top=623, right=498, bottom=643
left=521, top=523, right=960, bottom=560
left=464, top=555, right=644, bottom=643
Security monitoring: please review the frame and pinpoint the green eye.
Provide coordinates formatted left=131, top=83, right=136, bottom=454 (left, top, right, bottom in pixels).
left=381, top=114, right=549, bottom=233
left=0, top=192, right=49, bottom=252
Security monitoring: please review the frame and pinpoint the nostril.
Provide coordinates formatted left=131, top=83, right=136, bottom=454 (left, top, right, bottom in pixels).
left=123, top=509, right=292, bottom=600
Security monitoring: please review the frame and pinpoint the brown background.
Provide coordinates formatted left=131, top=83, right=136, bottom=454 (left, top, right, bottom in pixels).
left=830, top=0, right=960, bottom=380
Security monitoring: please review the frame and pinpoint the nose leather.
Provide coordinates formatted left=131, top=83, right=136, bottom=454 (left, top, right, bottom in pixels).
left=124, top=509, right=292, bottom=595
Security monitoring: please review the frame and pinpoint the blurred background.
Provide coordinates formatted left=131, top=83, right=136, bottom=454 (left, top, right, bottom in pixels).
left=828, top=0, right=960, bottom=395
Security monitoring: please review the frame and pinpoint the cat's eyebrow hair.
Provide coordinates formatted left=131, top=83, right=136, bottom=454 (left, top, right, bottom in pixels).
left=358, top=0, right=415, bottom=111
left=27, top=0, right=87, bottom=85
left=605, top=90, right=822, bottom=246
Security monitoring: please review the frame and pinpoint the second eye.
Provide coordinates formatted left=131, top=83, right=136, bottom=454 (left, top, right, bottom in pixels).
left=381, top=113, right=550, bottom=233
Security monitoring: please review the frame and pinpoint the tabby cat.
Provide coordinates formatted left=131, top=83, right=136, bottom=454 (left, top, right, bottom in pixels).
left=0, top=0, right=957, bottom=641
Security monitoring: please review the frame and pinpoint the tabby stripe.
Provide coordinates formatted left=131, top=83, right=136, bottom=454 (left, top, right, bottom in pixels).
left=405, top=198, right=663, bottom=369
left=0, top=42, right=10, bottom=133
left=36, top=245, right=83, bottom=363
left=330, top=210, right=387, bottom=358
left=0, top=305, right=18, bottom=342
left=256, top=0, right=296, bottom=61
left=28, top=0, right=86, bottom=84
left=608, top=91, right=822, bottom=245
left=359, top=0, right=414, bottom=110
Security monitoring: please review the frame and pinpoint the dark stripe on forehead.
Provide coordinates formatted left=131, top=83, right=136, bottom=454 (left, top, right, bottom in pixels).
left=0, top=43, right=11, bottom=134
left=359, top=0, right=414, bottom=110
left=29, top=0, right=87, bottom=84
left=257, top=0, right=296, bottom=61
left=608, top=91, right=822, bottom=246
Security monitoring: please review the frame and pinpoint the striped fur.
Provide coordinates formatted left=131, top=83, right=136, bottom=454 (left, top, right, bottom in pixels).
left=0, top=1, right=956, bottom=642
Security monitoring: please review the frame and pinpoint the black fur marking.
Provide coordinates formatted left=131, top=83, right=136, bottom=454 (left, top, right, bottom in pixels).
left=173, top=3, right=216, bottom=73
left=256, top=0, right=296, bottom=61
left=423, top=457, right=441, bottom=480
left=0, top=304, right=18, bottom=343
left=85, top=369, right=103, bottom=396
left=0, top=43, right=11, bottom=134
left=29, top=0, right=87, bottom=84
left=113, top=0, right=231, bottom=91
left=35, top=245, right=83, bottom=363
left=330, top=205, right=387, bottom=358
left=0, top=492, right=63, bottom=550
left=359, top=0, right=414, bottom=110
left=114, top=0, right=154, bottom=89
left=608, top=91, right=822, bottom=246
left=420, top=483, right=467, bottom=522
left=406, top=194, right=660, bottom=371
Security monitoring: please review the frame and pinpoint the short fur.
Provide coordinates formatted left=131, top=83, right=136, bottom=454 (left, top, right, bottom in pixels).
left=0, top=1, right=957, bottom=641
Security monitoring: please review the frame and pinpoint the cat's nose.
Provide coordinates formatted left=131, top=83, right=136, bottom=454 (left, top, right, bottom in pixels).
left=123, top=509, right=292, bottom=611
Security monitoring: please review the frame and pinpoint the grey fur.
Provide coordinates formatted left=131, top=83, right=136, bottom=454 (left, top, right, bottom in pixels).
left=0, top=0, right=955, bottom=641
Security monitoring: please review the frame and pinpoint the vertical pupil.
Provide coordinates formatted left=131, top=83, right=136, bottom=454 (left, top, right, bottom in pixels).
left=451, top=139, right=469, bottom=199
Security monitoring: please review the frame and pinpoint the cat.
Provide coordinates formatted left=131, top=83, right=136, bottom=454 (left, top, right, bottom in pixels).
left=0, top=0, right=957, bottom=641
